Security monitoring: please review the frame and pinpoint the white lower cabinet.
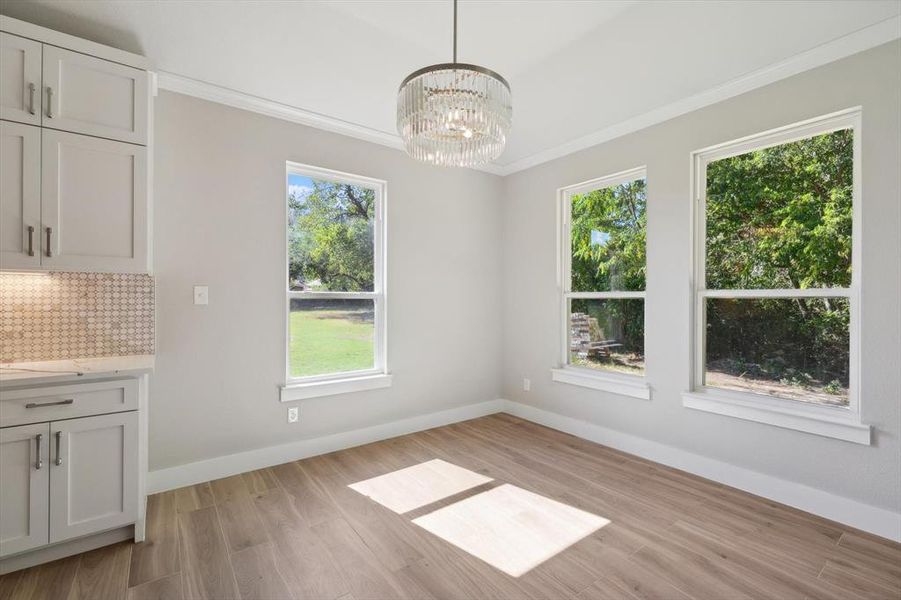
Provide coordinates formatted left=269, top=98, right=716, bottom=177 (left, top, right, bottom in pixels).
left=0, top=423, right=49, bottom=557
left=0, top=380, right=140, bottom=559
left=49, top=412, right=138, bottom=543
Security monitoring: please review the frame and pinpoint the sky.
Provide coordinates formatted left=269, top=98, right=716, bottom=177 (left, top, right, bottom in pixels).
left=288, top=174, right=314, bottom=199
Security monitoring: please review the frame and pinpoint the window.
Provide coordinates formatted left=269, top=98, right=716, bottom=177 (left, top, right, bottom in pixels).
left=282, top=163, right=388, bottom=400
left=686, top=109, right=868, bottom=444
left=553, top=167, right=649, bottom=399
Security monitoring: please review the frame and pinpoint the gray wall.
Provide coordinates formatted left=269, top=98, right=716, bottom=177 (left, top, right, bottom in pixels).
left=500, top=41, right=901, bottom=511
left=151, top=92, right=503, bottom=470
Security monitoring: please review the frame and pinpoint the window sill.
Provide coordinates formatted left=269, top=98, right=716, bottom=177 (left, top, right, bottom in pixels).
left=681, top=389, right=870, bottom=445
left=280, top=373, right=393, bottom=402
left=551, top=367, right=650, bottom=400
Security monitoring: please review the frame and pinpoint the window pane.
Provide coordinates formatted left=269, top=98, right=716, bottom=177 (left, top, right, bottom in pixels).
left=705, top=129, right=852, bottom=290
left=289, top=298, right=374, bottom=378
left=288, top=175, right=375, bottom=292
left=571, top=178, right=646, bottom=292
left=704, top=297, right=849, bottom=406
left=569, top=299, right=645, bottom=375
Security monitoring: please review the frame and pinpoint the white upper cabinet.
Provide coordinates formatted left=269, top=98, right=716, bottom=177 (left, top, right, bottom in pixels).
left=0, top=32, right=41, bottom=126
left=49, top=412, right=138, bottom=544
left=42, top=45, right=148, bottom=145
left=41, top=129, right=148, bottom=272
left=0, top=423, right=50, bottom=558
left=0, top=121, right=41, bottom=269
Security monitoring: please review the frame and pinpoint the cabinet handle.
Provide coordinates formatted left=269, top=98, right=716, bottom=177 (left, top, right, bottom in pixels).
left=55, top=431, right=63, bottom=466
left=27, top=225, right=34, bottom=256
left=35, top=434, right=43, bottom=470
left=45, top=227, right=52, bottom=258
left=46, top=87, right=53, bottom=118
left=28, top=83, right=36, bottom=115
left=25, top=398, right=74, bottom=409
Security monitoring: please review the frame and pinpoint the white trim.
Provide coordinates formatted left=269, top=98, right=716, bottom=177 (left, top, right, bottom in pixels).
left=280, top=373, right=393, bottom=402
left=153, top=18, right=899, bottom=178
left=689, top=108, right=862, bottom=424
left=502, top=400, right=900, bottom=542
left=284, top=163, right=388, bottom=387
left=494, top=16, right=900, bottom=175
left=558, top=167, right=648, bottom=376
left=682, top=391, right=870, bottom=445
left=147, top=399, right=505, bottom=493
left=551, top=368, right=650, bottom=401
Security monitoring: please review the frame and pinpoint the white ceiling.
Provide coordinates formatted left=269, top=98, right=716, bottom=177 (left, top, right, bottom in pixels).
left=2, top=0, right=899, bottom=171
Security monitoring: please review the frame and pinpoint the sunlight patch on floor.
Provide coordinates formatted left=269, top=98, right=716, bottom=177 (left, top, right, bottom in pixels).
left=412, top=484, right=609, bottom=577
left=348, top=458, right=493, bottom=514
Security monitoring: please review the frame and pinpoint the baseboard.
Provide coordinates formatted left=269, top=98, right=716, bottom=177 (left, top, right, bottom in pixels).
left=147, top=399, right=505, bottom=493
left=502, top=399, right=901, bottom=543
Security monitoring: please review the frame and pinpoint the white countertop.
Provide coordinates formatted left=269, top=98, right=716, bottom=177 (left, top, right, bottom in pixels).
left=0, top=355, right=155, bottom=384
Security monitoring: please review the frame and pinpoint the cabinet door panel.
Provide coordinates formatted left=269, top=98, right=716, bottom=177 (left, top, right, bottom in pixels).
left=0, top=423, right=49, bottom=557
left=49, top=412, right=138, bottom=543
left=0, top=121, right=41, bottom=269
left=41, top=129, right=148, bottom=272
left=0, top=32, right=41, bottom=126
left=42, top=45, right=147, bottom=144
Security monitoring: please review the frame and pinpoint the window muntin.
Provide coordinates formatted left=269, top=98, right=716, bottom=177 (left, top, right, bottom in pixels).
left=286, top=164, right=386, bottom=383
left=561, top=168, right=647, bottom=376
left=693, top=111, right=859, bottom=409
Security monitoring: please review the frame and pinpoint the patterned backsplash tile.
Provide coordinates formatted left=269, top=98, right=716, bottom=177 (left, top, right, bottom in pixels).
left=0, top=272, right=154, bottom=363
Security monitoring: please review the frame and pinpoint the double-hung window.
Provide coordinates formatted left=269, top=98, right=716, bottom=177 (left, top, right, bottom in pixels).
left=281, top=162, right=389, bottom=401
left=553, top=167, right=649, bottom=399
left=685, top=109, right=869, bottom=444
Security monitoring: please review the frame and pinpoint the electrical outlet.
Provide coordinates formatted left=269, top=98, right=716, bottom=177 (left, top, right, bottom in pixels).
left=193, top=285, right=209, bottom=305
left=287, top=406, right=299, bottom=423
left=523, top=378, right=531, bottom=392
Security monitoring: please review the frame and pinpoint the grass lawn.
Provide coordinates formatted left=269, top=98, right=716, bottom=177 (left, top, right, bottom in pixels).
left=289, top=307, right=374, bottom=377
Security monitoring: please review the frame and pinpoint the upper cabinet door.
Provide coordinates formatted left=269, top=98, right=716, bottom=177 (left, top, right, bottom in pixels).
left=49, top=412, right=138, bottom=544
left=42, top=45, right=148, bottom=145
left=0, top=32, right=42, bottom=126
left=42, top=129, right=148, bottom=272
left=0, top=423, right=50, bottom=558
left=0, top=121, right=41, bottom=270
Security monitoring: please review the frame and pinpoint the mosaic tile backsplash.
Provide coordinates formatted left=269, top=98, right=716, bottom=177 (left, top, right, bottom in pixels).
left=0, top=272, right=154, bottom=363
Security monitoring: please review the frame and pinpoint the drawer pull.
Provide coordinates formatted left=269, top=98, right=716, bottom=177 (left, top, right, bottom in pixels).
left=45, top=227, right=53, bottom=258
left=25, top=398, right=74, bottom=409
left=28, top=83, right=36, bottom=115
left=55, top=431, right=63, bottom=466
left=46, top=86, right=53, bottom=118
left=27, top=225, right=34, bottom=256
left=35, top=434, right=43, bottom=470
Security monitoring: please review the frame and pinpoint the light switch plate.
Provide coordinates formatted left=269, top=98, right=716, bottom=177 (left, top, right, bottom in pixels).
left=523, top=378, right=531, bottom=392
left=287, top=406, right=299, bottom=423
left=193, top=285, right=209, bottom=305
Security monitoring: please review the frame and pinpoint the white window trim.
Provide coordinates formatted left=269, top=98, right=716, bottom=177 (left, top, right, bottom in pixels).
left=280, top=162, right=389, bottom=401
left=685, top=107, right=869, bottom=444
left=554, top=166, right=649, bottom=399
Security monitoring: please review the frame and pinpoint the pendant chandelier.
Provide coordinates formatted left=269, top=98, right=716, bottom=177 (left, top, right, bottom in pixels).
left=397, top=0, right=512, bottom=167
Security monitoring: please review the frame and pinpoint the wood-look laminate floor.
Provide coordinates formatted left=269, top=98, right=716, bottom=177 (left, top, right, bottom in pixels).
left=1, top=414, right=899, bottom=600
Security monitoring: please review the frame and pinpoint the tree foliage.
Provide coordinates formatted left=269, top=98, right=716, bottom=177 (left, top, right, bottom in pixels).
left=288, top=181, right=374, bottom=292
left=703, top=129, right=853, bottom=396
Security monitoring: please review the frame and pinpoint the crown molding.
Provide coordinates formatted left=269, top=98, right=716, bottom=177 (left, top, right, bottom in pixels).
left=155, top=15, right=899, bottom=179
left=154, top=71, right=506, bottom=176
left=492, top=15, right=901, bottom=176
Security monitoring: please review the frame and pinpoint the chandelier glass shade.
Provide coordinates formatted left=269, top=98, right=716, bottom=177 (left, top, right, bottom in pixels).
left=396, top=0, right=512, bottom=168
left=397, top=63, right=512, bottom=167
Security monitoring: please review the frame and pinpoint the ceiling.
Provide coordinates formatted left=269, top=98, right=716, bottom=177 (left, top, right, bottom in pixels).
left=2, top=0, right=898, bottom=172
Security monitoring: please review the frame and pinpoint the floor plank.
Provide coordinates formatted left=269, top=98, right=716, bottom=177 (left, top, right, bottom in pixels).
left=177, top=506, right=239, bottom=599
left=174, top=483, right=215, bottom=514
left=129, top=491, right=180, bottom=587
left=6, top=555, right=80, bottom=600
left=126, top=573, right=184, bottom=600
left=68, top=541, right=132, bottom=600
left=230, top=543, right=294, bottom=600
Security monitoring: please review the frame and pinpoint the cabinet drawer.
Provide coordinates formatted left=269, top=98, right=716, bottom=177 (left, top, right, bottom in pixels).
left=0, top=379, right=137, bottom=428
